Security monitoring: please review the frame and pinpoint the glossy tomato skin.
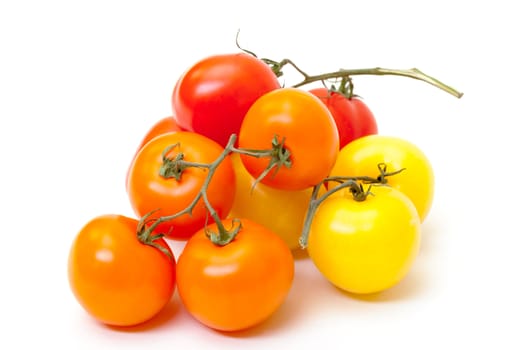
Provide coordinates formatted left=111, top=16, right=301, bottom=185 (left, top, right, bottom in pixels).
left=308, top=186, right=421, bottom=294
left=330, top=135, right=434, bottom=222
left=176, top=218, right=294, bottom=332
left=68, top=214, right=176, bottom=327
left=127, top=131, right=236, bottom=239
left=309, top=88, right=378, bottom=149
left=172, top=53, right=280, bottom=147
left=126, top=116, right=182, bottom=190
left=238, top=88, right=339, bottom=191
left=228, top=153, right=320, bottom=250
left=134, top=116, right=182, bottom=153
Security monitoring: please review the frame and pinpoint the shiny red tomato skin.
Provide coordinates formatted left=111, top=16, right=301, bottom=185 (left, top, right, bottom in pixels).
left=172, top=53, right=280, bottom=147
left=310, top=88, right=378, bottom=149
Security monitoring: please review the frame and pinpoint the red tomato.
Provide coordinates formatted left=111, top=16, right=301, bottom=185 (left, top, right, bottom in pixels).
left=127, top=131, right=236, bottom=239
left=172, top=53, right=280, bottom=147
left=176, top=218, right=294, bottom=332
left=126, top=116, right=182, bottom=190
left=310, top=88, right=378, bottom=149
left=68, top=214, right=176, bottom=327
left=238, top=88, right=339, bottom=191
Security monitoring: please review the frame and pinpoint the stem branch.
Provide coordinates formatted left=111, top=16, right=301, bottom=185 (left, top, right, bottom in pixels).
left=291, top=66, right=463, bottom=98
left=260, top=56, right=463, bottom=98
left=298, top=164, right=406, bottom=248
left=139, top=133, right=292, bottom=246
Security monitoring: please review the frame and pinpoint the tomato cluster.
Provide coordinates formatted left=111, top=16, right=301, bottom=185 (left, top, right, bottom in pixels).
left=68, top=50, right=459, bottom=332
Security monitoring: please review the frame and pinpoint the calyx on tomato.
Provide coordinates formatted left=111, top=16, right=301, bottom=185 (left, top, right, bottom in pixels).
left=299, top=163, right=406, bottom=248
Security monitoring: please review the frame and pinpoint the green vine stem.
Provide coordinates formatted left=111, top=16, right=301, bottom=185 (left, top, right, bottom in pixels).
left=138, top=133, right=293, bottom=247
left=271, top=58, right=463, bottom=99
left=136, top=210, right=174, bottom=261
left=234, top=35, right=463, bottom=99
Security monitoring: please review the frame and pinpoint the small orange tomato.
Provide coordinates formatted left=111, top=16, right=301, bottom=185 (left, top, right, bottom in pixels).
left=126, top=116, right=182, bottom=190
left=176, top=218, right=294, bottom=332
left=135, top=116, right=183, bottom=154
left=68, top=214, right=176, bottom=327
left=238, top=88, right=339, bottom=191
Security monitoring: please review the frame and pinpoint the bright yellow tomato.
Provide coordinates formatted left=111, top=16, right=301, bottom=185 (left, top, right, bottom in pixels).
left=228, top=153, right=319, bottom=250
left=330, top=135, right=434, bottom=222
left=307, top=185, right=421, bottom=294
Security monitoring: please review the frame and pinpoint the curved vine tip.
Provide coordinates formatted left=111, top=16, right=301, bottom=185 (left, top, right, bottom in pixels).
left=235, top=29, right=258, bottom=58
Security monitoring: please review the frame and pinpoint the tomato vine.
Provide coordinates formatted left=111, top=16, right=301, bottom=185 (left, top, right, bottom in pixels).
left=137, top=131, right=404, bottom=250
left=235, top=32, right=463, bottom=99
left=298, top=164, right=406, bottom=249
left=139, top=40, right=463, bottom=250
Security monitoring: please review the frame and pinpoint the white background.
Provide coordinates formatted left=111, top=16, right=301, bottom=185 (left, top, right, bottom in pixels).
left=1, top=0, right=519, bottom=349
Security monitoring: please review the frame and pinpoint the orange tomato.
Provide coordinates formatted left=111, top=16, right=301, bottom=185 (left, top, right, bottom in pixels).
left=176, top=218, right=294, bottom=332
left=238, top=88, right=339, bottom=191
left=126, top=116, right=182, bottom=190
left=68, top=214, right=176, bottom=327
left=135, top=116, right=182, bottom=153
left=127, top=131, right=236, bottom=239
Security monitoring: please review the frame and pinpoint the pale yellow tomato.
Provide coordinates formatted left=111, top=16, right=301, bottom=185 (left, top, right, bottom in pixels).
left=330, top=135, right=434, bottom=222
left=229, top=153, right=320, bottom=250
left=307, top=185, right=421, bottom=294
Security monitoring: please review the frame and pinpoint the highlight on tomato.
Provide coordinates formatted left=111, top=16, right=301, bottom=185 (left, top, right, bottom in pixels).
left=68, top=214, right=176, bottom=327
left=306, top=185, right=421, bottom=294
left=176, top=218, right=294, bottom=332
left=309, top=88, right=378, bottom=149
left=172, top=53, right=280, bottom=148
left=127, top=131, right=236, bottom=239
left=238, top=87, right=339, bottom=191
left=329, top=134, right=435, bottom=222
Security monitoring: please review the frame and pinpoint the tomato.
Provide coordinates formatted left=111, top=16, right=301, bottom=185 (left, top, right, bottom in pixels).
left=228, top=153, right=321, bottom=250
left=238, top=88, right=339, bottom=191
left=309, top=88, right=378, bottom=149
left=68, top=214, right=176, bottom=326
left=127, top=131, right=236, bottom=239
left=172, top=53, right=280, bottom=147
left=307, top=185, right=421, bottom=294
left=135, top=116, right=183, bottom=154
left=126, top=116, right=182, bottom=190
left=329, top=135, right=434, bottom=222
left=176, top=218, right=294, bottom=332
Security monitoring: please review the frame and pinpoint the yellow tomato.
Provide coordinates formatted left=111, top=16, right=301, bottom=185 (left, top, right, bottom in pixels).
left=307, top=185, right=421, bottom=294
left=330, top=135, right=434, bottom=222
left=229, top=153, right=319, bottom=250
